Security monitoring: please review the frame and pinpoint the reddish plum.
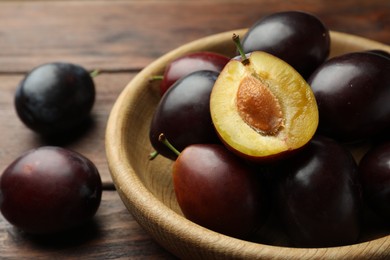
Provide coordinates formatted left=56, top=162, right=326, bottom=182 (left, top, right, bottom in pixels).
left=0, top=146, right=102, bottom=234
left=172, top=143, right=268, bottom=239
left=159, top=52, right=229, bottom=95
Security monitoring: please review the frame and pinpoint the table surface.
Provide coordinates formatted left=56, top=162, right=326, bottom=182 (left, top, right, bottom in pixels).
left=0, top=0, right=389, bottom=259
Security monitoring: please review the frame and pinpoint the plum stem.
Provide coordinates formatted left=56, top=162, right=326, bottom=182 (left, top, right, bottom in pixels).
left=233, top=34, right=249, bottom=65
left=148, top=150, right=159, bottom=160
left=158, top=133, right=180, bottom=156
left=149, top=75, right=164, bottom=81
left=90, top=69, right=100, bottom=78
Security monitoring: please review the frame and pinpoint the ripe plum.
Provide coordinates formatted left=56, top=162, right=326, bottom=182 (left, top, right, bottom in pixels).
left=241, top=11, right=330, bottom=78
left=276, top=135, right=361, bottom=247
left=0, top=146, right=102, bottom=234
left=172, top=143, right=268, bottom=239
left=159, top=51, right=229, bottom=95
left=15, top=62, right=95, bottom=137
left=149, top=70, right=220, bottom=160
left=308, top=52, right=390, bottom=142
left=210, top=49, right=318, bottom=162
left=359, top=141, right=390, bottom=219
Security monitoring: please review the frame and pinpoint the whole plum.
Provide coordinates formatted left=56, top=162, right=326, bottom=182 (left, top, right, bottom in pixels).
left=308, top=52, right=390, bottom=142
left=159, top=52, right=229, bottom=95
left=241, top=11, right=330, bottom=78
left=359, top=141, right=390, bottom=220
left=276, top=135, right=361, bottom=247
left=0, top=146, right=102, bottom=234
left=149, top=70, right=220, bottom=160
left=172, top=143, right=268, bottom=239
left=15, top=62, right=95, bottom=137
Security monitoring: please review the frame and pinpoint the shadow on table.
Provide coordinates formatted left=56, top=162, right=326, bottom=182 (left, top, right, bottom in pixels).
left=15, top=219, right=101, bottom=250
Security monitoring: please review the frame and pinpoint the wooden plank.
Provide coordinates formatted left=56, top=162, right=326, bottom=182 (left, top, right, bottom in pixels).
left=0, top=190, right=175, bottom=259
left=0, top=0, right=389, bottom=73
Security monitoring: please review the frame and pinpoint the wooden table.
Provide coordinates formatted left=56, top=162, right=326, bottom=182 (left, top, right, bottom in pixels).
left=0, top=0, right=389, bottom=258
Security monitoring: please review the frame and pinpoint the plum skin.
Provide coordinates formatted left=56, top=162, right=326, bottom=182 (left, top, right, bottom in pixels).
left=14, top=62, right=95, bottom=136
left=241, top=11, right=330, bottom=78
left=150, top=70, right=221, bottom=160
left=173, top=144, right=268, bottom=239
left=308, top=52, right=390, bottom=142
left=359, top=141, right=390, bottom=219
left=159, top=51, right=230, bottom=95
left=0, top=146, right=102, bottom=234
left=276, top=135, right=362, bottom=247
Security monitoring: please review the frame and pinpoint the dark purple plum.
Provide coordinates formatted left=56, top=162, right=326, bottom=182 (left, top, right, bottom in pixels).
left=149, top=70, right=220, bottom=160
left=173, top=143, right=268, bottom=239
left=308, top=51, right=390, bottom=142
left=365, top=49, right=390, bottom=60
left=15, top=62, right=95, bottom=137
left=241, top=11, right=330, bottom=78
left=0, top=146, right=102, bottom=234
left=359, top=141, right=390, bottom=220
left=159, top=52, right=230, bottom=95
left=276, top=135, right=361, bottom=247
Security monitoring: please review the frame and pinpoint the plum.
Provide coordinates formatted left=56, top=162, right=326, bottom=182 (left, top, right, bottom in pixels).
left=276, top=135, right=361, bottom=247
left=0, top=146, right=102, bottom=234
left=241, top=11, right=330, bottom=78
left=308, top=51, right=390, bottom=142
left=149, top=70, right=220, bottom=160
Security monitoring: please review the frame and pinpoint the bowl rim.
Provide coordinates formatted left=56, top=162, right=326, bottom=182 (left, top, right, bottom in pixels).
left=106, top=29, right=390, bottom=259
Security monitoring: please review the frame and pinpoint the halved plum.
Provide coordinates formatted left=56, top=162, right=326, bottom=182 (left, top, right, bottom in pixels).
left=210, top=51, right=318, bottom=161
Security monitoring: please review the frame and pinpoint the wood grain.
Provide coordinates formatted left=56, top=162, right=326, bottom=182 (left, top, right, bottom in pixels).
left=0, top=0, right=389, bottom=259
left=0, top=0, right=389, bottom=73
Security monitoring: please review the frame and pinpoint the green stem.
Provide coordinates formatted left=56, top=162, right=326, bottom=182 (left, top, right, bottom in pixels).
left=150, top=75, right=164, bottom=81
left=232, top=34, right=250, bottom=65
left=90, top=69, right=100, bottom=78
left=148, top=150, right=159, bottom=160
left=159, top=133, right=180, bottom=156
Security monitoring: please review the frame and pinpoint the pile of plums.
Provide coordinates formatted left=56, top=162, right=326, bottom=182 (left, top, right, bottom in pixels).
left=0, top=62, right=102, bottom=235
left=149, top=11, right=390, bottom=247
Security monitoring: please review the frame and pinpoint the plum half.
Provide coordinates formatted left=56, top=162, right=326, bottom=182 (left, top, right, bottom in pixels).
left=210, top=51, right=318, bottom=161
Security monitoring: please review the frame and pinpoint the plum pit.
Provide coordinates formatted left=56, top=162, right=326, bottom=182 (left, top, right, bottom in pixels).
left=236, top=75, right=284, bottom=136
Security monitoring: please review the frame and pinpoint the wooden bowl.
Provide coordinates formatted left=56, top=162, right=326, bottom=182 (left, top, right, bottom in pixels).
left=106, top=29, right=390, bottom=259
